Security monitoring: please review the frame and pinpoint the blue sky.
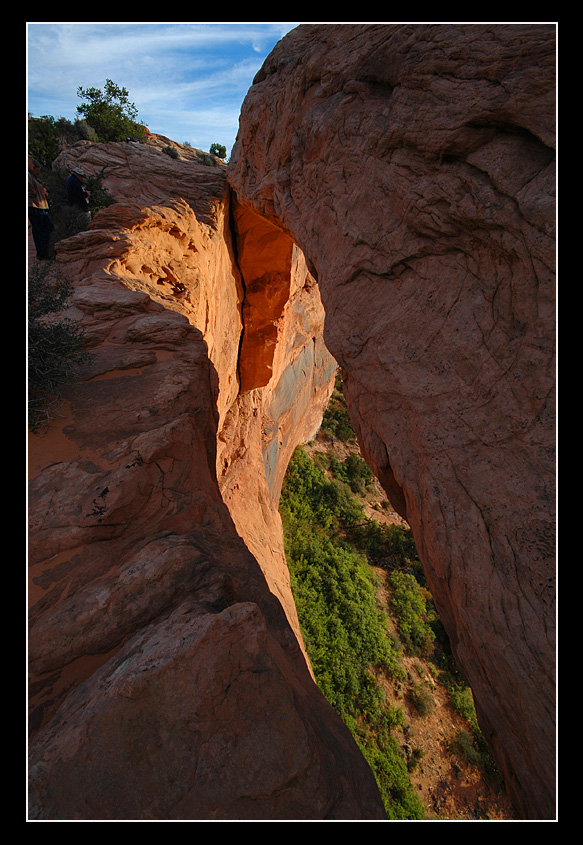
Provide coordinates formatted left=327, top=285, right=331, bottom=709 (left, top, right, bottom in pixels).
left=26, top=22, right=300, bottom=158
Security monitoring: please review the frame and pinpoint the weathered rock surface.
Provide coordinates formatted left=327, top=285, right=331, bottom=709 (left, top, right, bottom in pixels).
left=228, top=23, right=556, bottom=820
left=28, top=138, right=379, bottom=819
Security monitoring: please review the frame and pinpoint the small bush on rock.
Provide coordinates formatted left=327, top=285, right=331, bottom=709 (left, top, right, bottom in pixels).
left=209, top=142, right=227, bottom=159
left=28, top=262, right=89, bottom=432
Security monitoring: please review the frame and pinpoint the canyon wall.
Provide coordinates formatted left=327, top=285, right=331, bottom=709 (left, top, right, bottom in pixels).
left=228, top=23, right=556, bottom=820
left=28, top=138, right=381, bottom=819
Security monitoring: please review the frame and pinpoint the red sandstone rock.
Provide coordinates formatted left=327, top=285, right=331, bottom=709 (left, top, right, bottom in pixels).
left=228, top=23, right=556, bottom=820
left=28, top=138, right=377, bottom=819
left=218, top=198, right=336, bottom=630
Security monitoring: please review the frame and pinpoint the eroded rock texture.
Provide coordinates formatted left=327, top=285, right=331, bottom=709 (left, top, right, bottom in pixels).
left=28, top=138, right=378, bottom=819
left=228, top=23, right=556, bottom=819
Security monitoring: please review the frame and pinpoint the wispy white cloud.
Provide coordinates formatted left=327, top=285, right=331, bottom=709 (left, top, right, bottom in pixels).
left=27, top=22, right=299, bottom=155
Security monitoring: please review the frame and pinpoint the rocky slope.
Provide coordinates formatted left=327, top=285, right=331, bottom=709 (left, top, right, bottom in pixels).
left=228, top=23, right=556, bottom=820
left=28, top=137, right=380, bottom=819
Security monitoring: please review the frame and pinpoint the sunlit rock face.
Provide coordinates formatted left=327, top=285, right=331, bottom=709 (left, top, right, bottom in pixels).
left=228, top=23, right=556, bottom=820
left=28, top=138, right=384, bottom=820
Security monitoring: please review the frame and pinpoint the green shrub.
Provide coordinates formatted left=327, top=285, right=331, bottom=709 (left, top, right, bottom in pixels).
left=279, top=431, right=495, bottom=813
left=28, top=116, right=97, bottom=168
left=281, top=447, right=405, bottom=710
left=287, top=534, right=400, bottom=715
left=28, top=262, right=89, bottom=432
left=330, top=452, right=374, bottom=495
left=280, top=447, right=427, bottom=819
left=450, top=725, right=501, bottom=785
left=350, top=519, right=418, bottom=569
left=209, top=142, right=227, bottom=159
left=76, top=79, right=146, bottom=143
left=321, top=396, right=355, bottom=442
left=408, top=682, right=434, bottom=717
left=357, top=730, right=425, bottom=820
left=320, top=375, right=356, bottom=442
left=448, top=729, right=484, bottom=770
left=162, top=145, right=179, bottom=159
left=408, top=747, right=425, bottom=772
left=447, top=679, right=479, bottom=728
left=83, top=169, right=117, bottom=215
left=196, top=151, right=218, bottom=167
left=388, top=570, right=436, bottom=658
left=281, top=447, right=365, bottom=535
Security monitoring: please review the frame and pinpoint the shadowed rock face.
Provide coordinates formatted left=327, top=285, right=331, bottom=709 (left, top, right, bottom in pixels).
left=228, top=23, right=556, bottom=820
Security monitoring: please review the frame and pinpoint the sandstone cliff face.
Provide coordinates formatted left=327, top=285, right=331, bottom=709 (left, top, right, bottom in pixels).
left=28, top=139, right=380, bottom=819
left=228, top=23, right=556, bottom=820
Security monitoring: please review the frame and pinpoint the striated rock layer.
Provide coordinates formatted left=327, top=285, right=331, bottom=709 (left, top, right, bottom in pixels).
left=228, top=23, right=556, bottom=819
left=28, top=138, right=379, bottom=819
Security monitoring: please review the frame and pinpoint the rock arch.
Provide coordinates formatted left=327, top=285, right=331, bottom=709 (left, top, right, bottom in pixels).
left=228, top=23, right=556, bottom=820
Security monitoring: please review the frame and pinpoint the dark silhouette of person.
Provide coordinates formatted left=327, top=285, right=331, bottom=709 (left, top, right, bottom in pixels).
left=66, top=166, right=91, bottom=225
left=28, top=157, right=54, bottom=260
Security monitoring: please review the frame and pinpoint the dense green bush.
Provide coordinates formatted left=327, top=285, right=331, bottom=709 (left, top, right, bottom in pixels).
left=281, top=447, right=364, bottom=535
left=287, top=531, right=401, bottom=716
left=330, top=452, right=374, bottom=495
left=76, top=79, right=146, bottom=143
left=388, top=570, right=436, bottom=658
left=350, top=518, right=418, bottom=569
left=320, top=378, right=356, bottom=443
left=280, top=447, right=424, bottom=819
left=357, top=730, right=425, bottom=820
left=28, top=115, right=97, bottom=168
left=280, top=431, right=499, bottom=813
left=209, top=142, right=227, bottom=159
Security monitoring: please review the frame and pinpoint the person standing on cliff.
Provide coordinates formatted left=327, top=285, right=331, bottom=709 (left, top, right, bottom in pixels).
left=66, top=166, right=91, bottom=226
left=28, top=157, right=54, bottom=261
